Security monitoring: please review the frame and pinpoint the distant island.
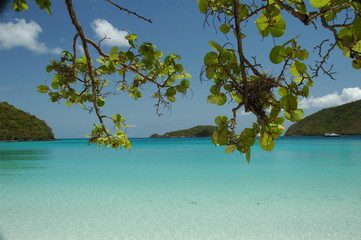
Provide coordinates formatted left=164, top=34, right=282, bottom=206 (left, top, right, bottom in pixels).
left=285, top=100, right=361, bottom=136
left=150, top=125, right=216, bottom=138
left=0, top=102, right=55, bottom=141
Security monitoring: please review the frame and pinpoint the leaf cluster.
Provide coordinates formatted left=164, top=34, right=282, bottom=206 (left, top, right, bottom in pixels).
left=198, top=0, right=360, bottom=162
left=37, top=32, right=191, bottom=148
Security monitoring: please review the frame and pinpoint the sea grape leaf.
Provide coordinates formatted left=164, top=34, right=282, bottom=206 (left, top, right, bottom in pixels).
left=310, top=0, right=330, bottom=9
left=224, top=144, right=237, bottom=154
left=109, top=47, right=119, bottom=61
left=207, top=93, right=227, bottom=106
left=352, top=59, right=361, bottom=69
left=215, top=115, right=228, bottom=125
left=290, top=60, right=307, bottom=75
left=220, top=24, right=230, bottom=34
left=204, top=52, right=218, bottom=65
left=37, top=85, right=49, bottom=93
left=270, top=17, right=286, bottom=37
left=259, top=135, right=275, bottom=151
left=208, top=41, right=223, bottom=52
left=270, top=45, right=286, bottom=64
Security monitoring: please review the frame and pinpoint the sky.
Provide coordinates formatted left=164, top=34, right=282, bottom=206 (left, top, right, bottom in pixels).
left=0, top=0, right=360, bottom=138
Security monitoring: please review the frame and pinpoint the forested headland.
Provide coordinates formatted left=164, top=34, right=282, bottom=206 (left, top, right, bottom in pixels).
left=150, top=125, right=216, bottom=138
left=0, top=102, right=55, bottom=141
left=285, top=100, right=361, bottom=136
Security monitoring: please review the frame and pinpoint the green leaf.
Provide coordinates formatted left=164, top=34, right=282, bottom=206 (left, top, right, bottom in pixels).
left=290, top=60, right=307, bottom=76
left=310, top=0, right=330, bottom=9
left=278, top=87, right=287, bottom=97
left=204, top=52, right=218, bottom=65
left=65, top=100, right=72, bottom=106
left=231, top=92, right=243, bottom=103
left=352, top=59, right=361, bottom=69
left=215, top=115, right=228, bottom=125
left=46, top=65, right=53, bottom=73
left=174, top=64, right=184, bottom=72
left=208, top=41, right=223, bottom=52
left=224, top=144, right=237, bottom=154
left=125, top=34, right=137, bottom=40
left=165, top=88, right=176, bottom=97
left=167, top=96, right=176, bottom=102
left=207, top=93, right=227, bottom=106
left=269, top=45, right=286, bottom=64
left=240, top=135, right=256, bottom=148
left=270, top=17, right=286, bottom=38
left=259, top=135, right=275, bottom=151
left=297, top=49, right=309, bottom=60
left=125, top=51, right=134, bottom=60
left=353, top=40, right=361, bottom=53
left=37, top=85, right=49, bottom=93
left=210, top=85, right=220, bottom=94
left=51, top=79, right=59, bottom=89
left=239, top=3, right=249, bottom=19
left=181, top=79, right=190, bottom=88
left=197, top=0, right=208, bottom=13
left=294, top=76, right=307, bottom=83
left=36, top=0, right=52, bottom=15
left=285, top=109, right=304, bottom=121
left=255, top=14, right=269, bottom=31
left=280, top=94, right=298, bottom=110
left=270, top=107, right=281, bottom=118
left=109, top=47, right=119, bottom=61
left=206, top=67, right=216, bottom=79
left=220, top=24, right=230, bottom=34
left=246, top=149, right=251, bottom=163
left=97, top=97, right=105, bottom=107
left=303, top=85, right=309, bottom=97
left=243, top=128, right=255, bottom=137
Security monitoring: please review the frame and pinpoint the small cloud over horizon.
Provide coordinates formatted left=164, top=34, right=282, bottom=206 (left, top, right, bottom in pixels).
left=299, top=87, right=361, bottom=109
left=91, top=19, right=129, bottom=47
left=0, top=18, right=61, bottom=54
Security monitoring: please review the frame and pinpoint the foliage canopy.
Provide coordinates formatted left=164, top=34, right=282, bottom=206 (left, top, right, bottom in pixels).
left=11, top=0, right=361, bottom=162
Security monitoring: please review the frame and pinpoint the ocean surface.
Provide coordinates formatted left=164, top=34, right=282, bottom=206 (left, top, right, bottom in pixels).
left=0, top=137, right=361, bottom=240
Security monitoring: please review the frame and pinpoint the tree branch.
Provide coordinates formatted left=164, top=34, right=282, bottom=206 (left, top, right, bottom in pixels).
left=65, top=0, right=110, bottom=136
left=104, top=0, right=152, bottom=23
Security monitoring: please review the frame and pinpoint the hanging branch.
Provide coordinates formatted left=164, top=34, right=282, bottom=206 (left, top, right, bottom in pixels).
left=65, top=0, right=110, bottom=137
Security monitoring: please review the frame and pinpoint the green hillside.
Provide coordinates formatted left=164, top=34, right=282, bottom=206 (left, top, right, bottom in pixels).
left=0, top=102, right=55, bottom=141
left=285, top=100, right=361, bottom=136
left=150, top=125, right=216, bottom=138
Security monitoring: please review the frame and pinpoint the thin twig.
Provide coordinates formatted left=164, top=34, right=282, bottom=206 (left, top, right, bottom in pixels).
left=104, top=0, right=152, bottom=23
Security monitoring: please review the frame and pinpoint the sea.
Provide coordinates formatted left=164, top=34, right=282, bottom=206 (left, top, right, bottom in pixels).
left=0, top=137, right=361, bottom=240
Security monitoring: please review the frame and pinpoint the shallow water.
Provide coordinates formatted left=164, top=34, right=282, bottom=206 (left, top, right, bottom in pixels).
left=1, top=137, right=361, bottom=240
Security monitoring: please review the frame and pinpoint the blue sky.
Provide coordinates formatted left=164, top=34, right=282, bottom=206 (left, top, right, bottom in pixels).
left=0, top=0, right=360, bottom=138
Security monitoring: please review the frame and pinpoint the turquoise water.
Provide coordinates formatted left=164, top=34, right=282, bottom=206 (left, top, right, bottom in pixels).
left=0, top=137, right=361, bottom=240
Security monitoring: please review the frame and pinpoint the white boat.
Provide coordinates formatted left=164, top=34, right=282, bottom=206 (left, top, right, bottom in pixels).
left=324, top=133, right=340, bottom=137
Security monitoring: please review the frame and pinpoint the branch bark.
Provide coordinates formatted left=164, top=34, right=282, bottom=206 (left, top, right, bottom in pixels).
left=65, top=0, right=110, bottom=136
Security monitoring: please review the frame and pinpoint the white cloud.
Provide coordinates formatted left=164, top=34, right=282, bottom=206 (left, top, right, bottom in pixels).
left=240, top=109, right=252, bottom=115
left=91, top=19, right=129, bottom=47
left=299, top=87, right=361, bottom=109
left=0, top=18, right=61, bottom=54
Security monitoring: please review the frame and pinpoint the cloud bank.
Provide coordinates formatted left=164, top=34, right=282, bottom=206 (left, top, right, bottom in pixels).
left=299, top=87, right=361, bottom=109
left=91, top=19, right=129, bottom=47
left=0, top=18, right=61, bottom=54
